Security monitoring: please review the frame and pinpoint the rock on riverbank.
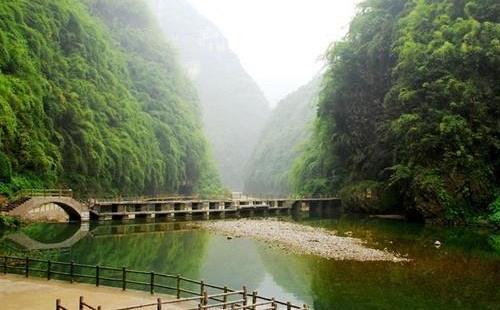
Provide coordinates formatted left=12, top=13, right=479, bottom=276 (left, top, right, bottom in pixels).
left=203, top=219, right=408, bottom=262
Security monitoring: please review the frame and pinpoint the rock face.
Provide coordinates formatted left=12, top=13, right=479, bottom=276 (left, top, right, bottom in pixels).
left=153, top=0, right=270, bottom=191
left=244, top=77, right=320, bottom=195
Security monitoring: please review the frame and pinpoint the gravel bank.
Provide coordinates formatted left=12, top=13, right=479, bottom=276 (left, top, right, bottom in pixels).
left=203, top=219, right=408, bottom=262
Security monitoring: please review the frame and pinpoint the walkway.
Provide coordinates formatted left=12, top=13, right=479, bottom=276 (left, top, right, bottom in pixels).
left=0, top=275, right=187, bottom=310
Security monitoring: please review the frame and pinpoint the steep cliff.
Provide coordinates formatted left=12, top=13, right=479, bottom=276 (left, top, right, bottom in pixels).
left=291, top=0, right=500, bottom=222
left=244, top=77, right=320, bottom=195
left=152, top=0, right=270, bottom=191
left=0, top=0, right=221, bottom=196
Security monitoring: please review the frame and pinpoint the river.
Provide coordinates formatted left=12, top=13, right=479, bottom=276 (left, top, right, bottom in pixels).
left=0, top=215, right=499, bottom=309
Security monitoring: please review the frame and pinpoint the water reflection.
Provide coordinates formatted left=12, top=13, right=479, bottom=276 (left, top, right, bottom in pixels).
left=0, top=216, right=498, bottom=309
left=5, top=223, right=88, bottom=250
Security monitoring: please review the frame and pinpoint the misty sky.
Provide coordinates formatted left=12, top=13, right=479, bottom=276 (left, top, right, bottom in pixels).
left=187, top=0, right=358, bottom=106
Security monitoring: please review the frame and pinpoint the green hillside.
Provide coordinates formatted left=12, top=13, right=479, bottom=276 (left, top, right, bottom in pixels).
left=0, top=0, right=221, bottom=197
left=292, top=0, right=500, bottom=223
left=244, top=77, right=320, bottom=195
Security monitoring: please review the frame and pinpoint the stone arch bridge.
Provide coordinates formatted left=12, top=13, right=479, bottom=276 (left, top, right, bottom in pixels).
left=5, top=190, right=89, bottom=222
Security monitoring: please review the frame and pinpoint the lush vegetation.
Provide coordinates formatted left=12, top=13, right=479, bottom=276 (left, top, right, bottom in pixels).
left=244, top=77, right=319, bottom=195
left=0, top=214, right=21, bottom=229
left=0, top=0, right=221, bottom=197
left=292, top=0, right=500, bottom=223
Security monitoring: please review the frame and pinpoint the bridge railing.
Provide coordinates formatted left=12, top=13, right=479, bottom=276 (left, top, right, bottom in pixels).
left=90, top=194, right=201, bottom=204
left=243, top=193, right=339, bottom=200
left=89, top=194, right=243, bottom=205
left=12, top=189, right=73, bottom=200
left=1, top=255, right=307, bottom=310
left=90, top=195, right=339, bottom=205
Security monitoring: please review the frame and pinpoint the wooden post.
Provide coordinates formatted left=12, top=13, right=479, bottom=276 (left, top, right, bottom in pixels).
left=176, top=274, right=181, bottom=299
left=303, top=304, right=309, bottom=309
left=252, top=291, right=257, bottom=310
left=157, top=298, right=162, bottom=310
left=150, top=272, right=154, bottom=294
left=242, top=285, right=247, bottom=306
left=3, top=256, right=7, bottom=274
left=79, top=296, right=84, bottom=310
left=271, top=298, right=277, bottom=310
left=223, top=286, right=228, bottom=309
left=203, top=290, right=208, bottom=306
left=200, top=280, right=205, bottom=297
left=198, top=303, right=203, bottom=310
left=70, top=261, right=74, bottom=283
left=96, top=265, right=100, bottom=287
left=47, top=260, right=51, bottom=280
left=56, top=299, right=61, bottom=310
left=25, top=257, right=29, bottom=277
left=287, top=301, right=292, bottom=310
left=122, top=267, right=126, bottom=291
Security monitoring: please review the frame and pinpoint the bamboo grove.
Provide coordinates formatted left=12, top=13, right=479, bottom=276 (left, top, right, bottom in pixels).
left=0, top=0, right=222, bottom=196
left=291, top=0, right=500, bottom=223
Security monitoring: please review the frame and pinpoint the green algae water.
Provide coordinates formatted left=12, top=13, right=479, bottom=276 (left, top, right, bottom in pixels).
left=0, top=216, right=499, bottom=309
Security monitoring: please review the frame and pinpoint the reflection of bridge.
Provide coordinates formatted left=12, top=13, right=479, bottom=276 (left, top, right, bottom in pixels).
left=3, top=223, right=90, bottom=250
left=90, top=197, right=341, bottom=221
left=90, top=221, right=195, bottom=237
left=2, top=222, right=184, bottom=250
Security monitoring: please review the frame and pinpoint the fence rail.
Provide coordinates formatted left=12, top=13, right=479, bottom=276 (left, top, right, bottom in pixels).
left=1, top=255, right=307, bottom=310
left=12, top=189, right=73, bottom=200
left=58, top=293, right=286, bottom=310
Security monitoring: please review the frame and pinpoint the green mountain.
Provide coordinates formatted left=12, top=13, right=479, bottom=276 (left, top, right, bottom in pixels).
left=0, top=0, right=221, bottom=197
left=244, top=77, right=320, bottom=196
left=291, top=0, right=500, bottom=223
left=152, top=0, right=270, bottom=191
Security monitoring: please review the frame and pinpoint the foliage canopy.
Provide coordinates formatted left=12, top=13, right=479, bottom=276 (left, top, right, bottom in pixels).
left=292, top=0, right=500, bottom=222
left=0, top=0, right=221, bottom=196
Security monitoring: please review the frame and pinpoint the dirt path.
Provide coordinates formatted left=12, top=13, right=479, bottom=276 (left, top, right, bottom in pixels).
left=0, top=274, right=188, bottom=310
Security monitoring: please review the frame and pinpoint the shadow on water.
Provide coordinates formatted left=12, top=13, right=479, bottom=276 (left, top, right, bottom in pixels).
left=0, top=215, right=498, bottom=309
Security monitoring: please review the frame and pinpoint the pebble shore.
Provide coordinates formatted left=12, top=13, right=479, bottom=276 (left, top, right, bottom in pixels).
left=203, top=219, right=408, bottom=262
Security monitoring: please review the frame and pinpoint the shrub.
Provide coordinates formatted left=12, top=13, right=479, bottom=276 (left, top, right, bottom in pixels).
left=0, top=214, right=21, bottom=229
left=488, top=196, right=500, bottom=227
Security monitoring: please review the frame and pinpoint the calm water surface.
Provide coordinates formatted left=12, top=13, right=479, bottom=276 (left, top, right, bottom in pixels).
left=1, top=215, right=499, bottom=309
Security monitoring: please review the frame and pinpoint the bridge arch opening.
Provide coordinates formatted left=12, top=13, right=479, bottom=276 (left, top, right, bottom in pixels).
left=10, top=196, right=89, bottom=222
left=27, top=202, right=81, bottom=222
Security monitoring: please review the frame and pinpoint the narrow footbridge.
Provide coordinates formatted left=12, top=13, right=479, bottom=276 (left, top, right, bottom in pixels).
left=90, top=195, right=341, bottom=221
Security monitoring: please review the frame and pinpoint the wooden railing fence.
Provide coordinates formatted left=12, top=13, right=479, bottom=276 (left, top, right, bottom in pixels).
left=56, top=296, right=101, bottom=310
left=1, top=256, right=307, bottom=310
left=57, top=293, right=287, bottom=310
